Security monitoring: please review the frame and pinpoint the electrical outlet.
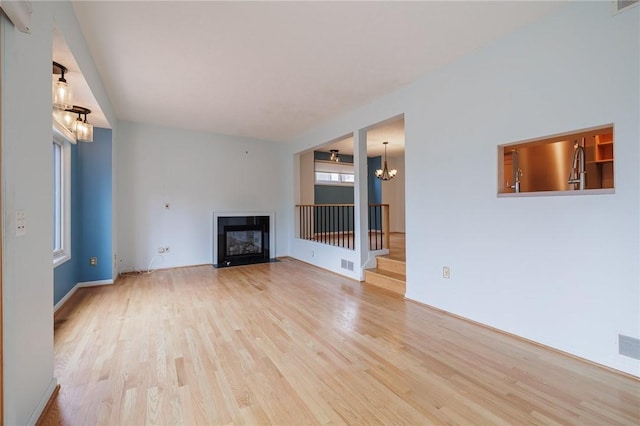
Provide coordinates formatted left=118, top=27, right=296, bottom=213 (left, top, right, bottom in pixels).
left=443, top=266, right=451, bottom=279
left=89, top=257, right=98, bottom=266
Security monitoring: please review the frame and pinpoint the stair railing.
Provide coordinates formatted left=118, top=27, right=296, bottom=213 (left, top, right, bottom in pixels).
left=295, top=204, right=389, bottom=251
left=368, top=204, right=390, bottom=251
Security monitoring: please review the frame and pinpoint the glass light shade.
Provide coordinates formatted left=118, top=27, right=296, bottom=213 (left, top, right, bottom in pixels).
left=76, top=119, right=93, bottom=142
left=52, top=79, right=73, bottom=110
left=52, top=109, right=63, bottom=126
left=54, top=109, right=77, bottom=132
left=375, top=162, right=397, bottom=181
left=85, top=123, right=94, bottom=142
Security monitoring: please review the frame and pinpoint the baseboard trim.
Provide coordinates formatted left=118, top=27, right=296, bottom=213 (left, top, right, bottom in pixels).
left=54, top=279, right=114, bottom=313
left=77, top=278, right=114, bottom=288
left=29, top=379, right=58, bottom=426
left=118, top=263, right=211, bottom=275
left=54, top=284, right=78, bottom=313
left=405, top=298, right=640, bottom=381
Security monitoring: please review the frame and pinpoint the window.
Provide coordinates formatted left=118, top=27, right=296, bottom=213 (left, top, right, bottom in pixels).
left=314, top=161, right=355, bottom=186
left=53, top=141, right=62, bottom=251
left=53, top=124, right=72, bottom=266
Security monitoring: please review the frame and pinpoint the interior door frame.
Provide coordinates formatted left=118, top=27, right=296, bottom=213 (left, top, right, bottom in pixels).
left=0, top=14, right=5, bottom=425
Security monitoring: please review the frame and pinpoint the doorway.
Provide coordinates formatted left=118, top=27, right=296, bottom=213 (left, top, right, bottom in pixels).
left=365, top=116, right=406, bottom=260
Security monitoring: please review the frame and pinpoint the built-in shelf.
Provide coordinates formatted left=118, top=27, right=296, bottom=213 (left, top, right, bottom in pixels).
left=595, top=132, right=614, bottom=163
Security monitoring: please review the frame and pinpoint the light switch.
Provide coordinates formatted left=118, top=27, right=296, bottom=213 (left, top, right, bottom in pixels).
left=16, top=210, right=26, bottom=236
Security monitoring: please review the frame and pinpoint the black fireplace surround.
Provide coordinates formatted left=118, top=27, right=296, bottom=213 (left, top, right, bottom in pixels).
left=215, top=215, right=270, bottom=267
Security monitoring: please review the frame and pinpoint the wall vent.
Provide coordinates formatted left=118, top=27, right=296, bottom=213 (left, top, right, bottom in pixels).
left=618, top=334, right=640, bottom=360
left=341, top=259, right=354, bottom=271
left=614, top=0, right=639, bottom=13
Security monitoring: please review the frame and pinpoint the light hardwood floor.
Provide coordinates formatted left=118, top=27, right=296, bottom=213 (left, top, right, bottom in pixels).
left=44, top=259, right=639, bottom=425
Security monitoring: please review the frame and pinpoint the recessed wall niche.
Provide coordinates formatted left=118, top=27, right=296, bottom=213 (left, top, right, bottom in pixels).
left=498, top=125, right=614, bottom=194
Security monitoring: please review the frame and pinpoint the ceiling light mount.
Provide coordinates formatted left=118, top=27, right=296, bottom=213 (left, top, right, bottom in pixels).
left=66, top=105, right=91, bottom=116
left=375, top=141, right=397, bottom=181
left=52, top=61, right=68, bottom=81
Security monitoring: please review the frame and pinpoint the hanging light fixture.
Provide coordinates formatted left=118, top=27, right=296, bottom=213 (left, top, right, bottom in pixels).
left=375, top=141, right=397, bottom=181
left=329, top=149, right=340, bottom=163
left=58, top=106, right=93, bottom=142
left=52, top=61, right=73, bottom=110
left=73, top=106, right=93, bottom=142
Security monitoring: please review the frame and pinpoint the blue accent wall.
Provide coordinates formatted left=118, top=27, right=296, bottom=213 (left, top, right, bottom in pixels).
left=53, top=127, right=112, bottom=305
left=368, top=156, right=383, bottom=231
left=314, top=185, right=354, bottom=204
left=368, top=156, right=382, bottom=204
left=314, top=185, right=354, bottom=232
left=78, top=128, right=112, bottom=283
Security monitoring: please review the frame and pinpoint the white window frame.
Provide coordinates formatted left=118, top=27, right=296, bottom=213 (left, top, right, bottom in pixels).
left=53, top=122, right=73, bottom=267
left=314, top=160, right=355, bottom=186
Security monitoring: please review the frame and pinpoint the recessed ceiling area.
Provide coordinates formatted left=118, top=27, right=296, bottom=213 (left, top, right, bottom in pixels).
left=70, top=1, right=563, bottom=142
left=53, top=28, right=110, bottom=129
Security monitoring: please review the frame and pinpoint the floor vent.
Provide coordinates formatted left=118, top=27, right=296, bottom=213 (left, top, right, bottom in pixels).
left=341, top=259, right=354, bottom=271
left=618, top=334, right=640, bottom=360
left=614, top=0, right=639, bottom=13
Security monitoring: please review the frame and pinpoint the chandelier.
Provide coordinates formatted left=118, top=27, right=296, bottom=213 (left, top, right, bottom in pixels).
left=375, top=141, right=397, bottom=181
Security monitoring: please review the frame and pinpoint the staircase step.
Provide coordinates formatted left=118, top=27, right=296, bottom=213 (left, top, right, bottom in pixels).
left=364, top=268, right=406, bottom=296
left=376, top=256, right=406, bottom=275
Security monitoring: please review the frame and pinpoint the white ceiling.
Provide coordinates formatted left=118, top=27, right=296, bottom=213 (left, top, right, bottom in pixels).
left=69, top=1, right=562, bottom=142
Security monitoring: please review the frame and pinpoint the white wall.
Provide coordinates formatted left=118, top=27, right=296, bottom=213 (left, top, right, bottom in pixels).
left=1, top=2, right=117, bottom=423
left=299, top=150, right=315, bottom=204
left=116, top=121, right=287, bottom=271
left=286, top=2, right=640, bottom=376
left=1, top=8, right=56, bottom=424
left=381, top=154, right=405, bottom=233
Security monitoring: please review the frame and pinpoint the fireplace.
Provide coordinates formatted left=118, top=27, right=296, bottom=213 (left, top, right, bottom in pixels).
left=226, top=227, right=262, bottom=256
left=213, top=213, right=273, bottom=267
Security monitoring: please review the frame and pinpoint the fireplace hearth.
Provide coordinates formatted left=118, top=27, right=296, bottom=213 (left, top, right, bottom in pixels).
left=213, top=213, right=274, bottom=267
